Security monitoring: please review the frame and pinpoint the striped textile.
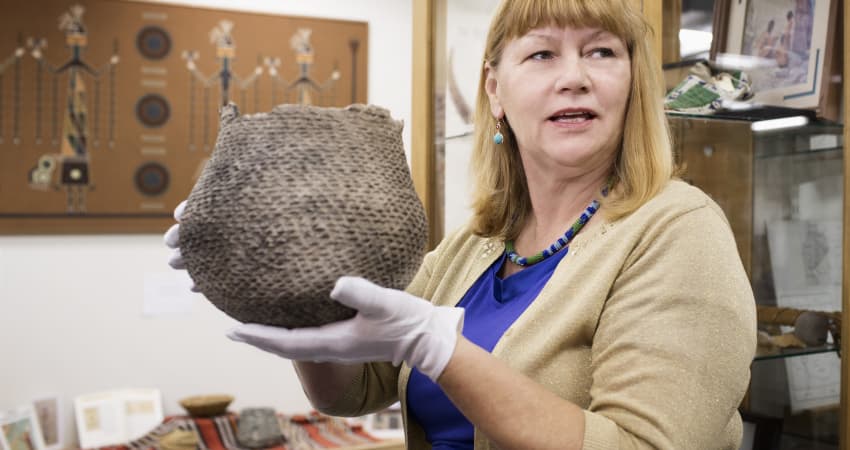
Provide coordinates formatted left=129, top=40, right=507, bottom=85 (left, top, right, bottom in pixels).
left=94, top=412, right=383, bottom=450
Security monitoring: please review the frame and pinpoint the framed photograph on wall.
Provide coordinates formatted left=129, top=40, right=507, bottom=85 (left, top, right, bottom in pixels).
left=710, top=0, right=839, bottom=117
left=0, top=405, right=46, bottom=450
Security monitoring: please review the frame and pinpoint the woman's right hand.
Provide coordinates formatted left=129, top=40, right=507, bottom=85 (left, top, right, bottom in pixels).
left=163, top=200, right=201, bottom=292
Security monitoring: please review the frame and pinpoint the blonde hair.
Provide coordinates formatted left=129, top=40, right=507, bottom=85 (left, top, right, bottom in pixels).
left=469, top=0, right=675, bottom=239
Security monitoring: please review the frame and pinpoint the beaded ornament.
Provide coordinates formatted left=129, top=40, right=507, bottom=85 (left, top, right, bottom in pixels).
left=505, top=183, right=609, bottom=267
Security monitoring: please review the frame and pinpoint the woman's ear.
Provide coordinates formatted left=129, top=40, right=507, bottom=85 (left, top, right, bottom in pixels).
left=484, top=62, right=503, bottom=119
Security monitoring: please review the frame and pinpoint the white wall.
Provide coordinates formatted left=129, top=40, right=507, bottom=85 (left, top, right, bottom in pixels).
left=0, top=1, right=412, bottom=448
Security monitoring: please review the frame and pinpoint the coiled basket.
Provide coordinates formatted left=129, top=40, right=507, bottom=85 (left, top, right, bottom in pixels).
left=179, top=103, right=428, bottom=328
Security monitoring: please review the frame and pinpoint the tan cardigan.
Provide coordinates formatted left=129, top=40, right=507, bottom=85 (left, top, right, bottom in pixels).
left=323, top=180, right=757, bottom=449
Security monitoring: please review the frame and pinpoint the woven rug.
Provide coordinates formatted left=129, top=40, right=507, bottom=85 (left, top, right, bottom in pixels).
left=94, top=412, right=385, bottom=450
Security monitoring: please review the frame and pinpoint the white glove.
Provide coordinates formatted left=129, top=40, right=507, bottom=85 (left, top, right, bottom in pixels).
left=163, top=200, right=201, bottom=292
left=227, top=276, right=465, bottom=382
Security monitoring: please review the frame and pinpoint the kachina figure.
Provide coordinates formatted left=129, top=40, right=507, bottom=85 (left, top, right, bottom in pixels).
left=27, top=4, right=119, bottom=213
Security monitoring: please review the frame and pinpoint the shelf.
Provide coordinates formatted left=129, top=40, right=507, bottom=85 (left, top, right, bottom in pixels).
left=667, top=112, right=842, bottom=132
left=667, top=112, right=843, bottom=159
left=755, top=344, right=840, bottom=362
left=666, top=109, right=841, bottom=127
left=755, top=146, right=842, bottom=160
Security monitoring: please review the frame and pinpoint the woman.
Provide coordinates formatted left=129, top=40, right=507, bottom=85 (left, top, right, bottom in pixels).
left=167, top=1, right=756, bottom=448
left=775, top=10, right=794, bottom=68
left=753, top=19, right=776, bottom=58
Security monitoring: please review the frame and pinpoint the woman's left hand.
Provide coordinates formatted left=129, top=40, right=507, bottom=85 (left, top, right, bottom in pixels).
left=227, top=276, right=464, bottom=382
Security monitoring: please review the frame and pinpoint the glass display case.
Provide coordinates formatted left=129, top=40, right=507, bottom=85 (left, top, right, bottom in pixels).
left=670, top=113, right=844, bottom=449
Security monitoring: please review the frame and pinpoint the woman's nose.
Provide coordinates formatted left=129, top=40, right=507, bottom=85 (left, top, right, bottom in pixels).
left=554, top=57, right=590, bottom=93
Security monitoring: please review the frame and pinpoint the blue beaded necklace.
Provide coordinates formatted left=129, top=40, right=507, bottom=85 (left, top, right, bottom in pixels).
left=505, top=183, right=609, bottom=267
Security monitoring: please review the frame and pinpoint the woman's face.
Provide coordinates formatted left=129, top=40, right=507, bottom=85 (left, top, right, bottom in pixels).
left=485, top=25, right=632, bottom=182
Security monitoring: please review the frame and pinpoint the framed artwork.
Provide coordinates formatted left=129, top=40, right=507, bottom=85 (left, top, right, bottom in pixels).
left=74, top=389, right=163, bottom=448
left=0, top=0, right=368, bottom=234
left=0, top=405, right=46, bottom=450
left=710, top=0, right=839, bottom=117
left=442, top=0, right=498, bottom=236
left=30, top=398, right=61, bottom=450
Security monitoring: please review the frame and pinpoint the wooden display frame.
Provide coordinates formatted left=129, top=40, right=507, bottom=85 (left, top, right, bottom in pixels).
left=0, top=0, right=368, bottom=234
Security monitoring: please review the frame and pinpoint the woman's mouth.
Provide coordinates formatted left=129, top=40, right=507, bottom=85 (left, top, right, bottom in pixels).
left=549, top=111, right=596, bottom=123
left=548, top=111, right=596, bottom=123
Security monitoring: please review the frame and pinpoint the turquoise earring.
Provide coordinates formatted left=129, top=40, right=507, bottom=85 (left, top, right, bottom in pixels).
left=493, top=119, right=504, bottom=144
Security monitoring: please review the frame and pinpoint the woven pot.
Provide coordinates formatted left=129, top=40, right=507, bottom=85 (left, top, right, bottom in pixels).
left=179, top=103, right=428, bottom=328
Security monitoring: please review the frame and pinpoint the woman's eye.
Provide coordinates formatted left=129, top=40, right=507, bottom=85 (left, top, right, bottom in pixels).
left=528, top=50, right=554, bottom=60
left=587, top=47, right=615, bottom=58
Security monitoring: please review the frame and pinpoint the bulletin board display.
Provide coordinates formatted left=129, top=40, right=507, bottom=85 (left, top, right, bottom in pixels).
left=0, top=0, right=368, bottom=234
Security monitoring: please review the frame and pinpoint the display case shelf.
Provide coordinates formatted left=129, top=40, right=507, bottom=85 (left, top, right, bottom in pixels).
left=755, top=344, right=840, bottom=362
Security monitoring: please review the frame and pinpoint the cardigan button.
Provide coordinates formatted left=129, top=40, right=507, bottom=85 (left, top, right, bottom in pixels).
left=481, top=241, right=497, bottom=258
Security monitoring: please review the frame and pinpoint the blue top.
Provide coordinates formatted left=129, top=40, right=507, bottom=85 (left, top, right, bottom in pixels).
left=406, top=249, right=568, bottom=449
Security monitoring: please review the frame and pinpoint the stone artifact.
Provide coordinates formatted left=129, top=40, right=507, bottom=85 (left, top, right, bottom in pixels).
left=236, top=408, right=284, bottom=448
